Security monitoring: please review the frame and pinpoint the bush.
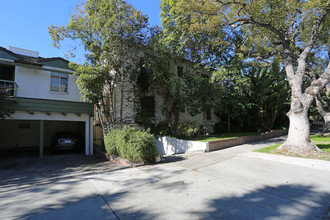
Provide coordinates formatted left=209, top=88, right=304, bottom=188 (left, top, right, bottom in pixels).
left=152, top=121, right=171, bottom=137
left=176, top=121, right=199, bottom=139
left=104, top=126, right=158, bottom=164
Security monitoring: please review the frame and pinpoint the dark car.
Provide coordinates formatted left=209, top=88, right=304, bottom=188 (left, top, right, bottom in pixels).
left=52, top=132, right=81, bottom=152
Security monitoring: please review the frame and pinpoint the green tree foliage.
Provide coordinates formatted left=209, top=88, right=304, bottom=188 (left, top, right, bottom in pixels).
left=212, top=59, right=289, bottom=133
left=160, top=0, right=237, bottom=66
left=183, top=70, right=221, bottom=134
left=161, top=0, right=329, bottom=154
left=211, top=59, right=251, bottom=133
left=138, top=28, right=184, bottom=135
left=70, top=63, right=115, bottom=132
left=246, top=61, right=290, bottom=132
left=49, top=0, right=149, bottom=130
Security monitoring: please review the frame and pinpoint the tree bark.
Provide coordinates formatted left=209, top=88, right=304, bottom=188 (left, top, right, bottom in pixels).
left=227, top=114, right=231, bottom=134
left=278, top=99, right=321, bottom=154
left=203, top=111, right=208, bottom=135
left=315, top=94, right=330, bottom=135
left=120, top=69, right=124, bottom=129
left=280, top=61, right=330, bottom=154
left=322, top=115, right=330, bottom=135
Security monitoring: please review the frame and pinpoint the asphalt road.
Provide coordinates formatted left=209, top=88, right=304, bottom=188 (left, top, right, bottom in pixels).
left=0, top=136, right=329, bottom=220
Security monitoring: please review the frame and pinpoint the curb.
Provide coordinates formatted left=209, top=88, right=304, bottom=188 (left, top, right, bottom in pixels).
left=94, top=149, right=143, bottom=168
left=207, top=129, right=288, bottom=152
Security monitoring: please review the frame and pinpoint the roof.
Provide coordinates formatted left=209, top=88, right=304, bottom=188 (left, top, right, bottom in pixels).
left=0, top=46, right=70, bottom=69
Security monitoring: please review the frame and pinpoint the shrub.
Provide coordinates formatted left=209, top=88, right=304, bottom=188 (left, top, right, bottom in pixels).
left=176, top=121, right=199, bottom=139
left=104, top=126, right=158, bottom=164
left=152, top=121, right=171, bottom=137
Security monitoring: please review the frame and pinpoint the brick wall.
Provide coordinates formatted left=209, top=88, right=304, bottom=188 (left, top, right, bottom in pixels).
left=208, top=130, right=287, bottom=152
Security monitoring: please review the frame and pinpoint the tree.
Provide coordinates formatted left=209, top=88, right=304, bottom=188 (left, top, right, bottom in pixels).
left=211, top=59, right=250, bottom=133
left=183, top=71, right=221, bottom=134
left=70, top=63, right=114, bottom=133
left=140, top=27, right=184, bottom=135
left=161, top=0, right=330, bottom=155
left=315, top=85, right=330, bottom=135
left=246, top=61, right=290, bottom=132
left=49, top=0, right=148, bottom=129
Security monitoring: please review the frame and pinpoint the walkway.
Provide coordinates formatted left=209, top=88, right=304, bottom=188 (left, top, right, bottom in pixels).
left=0, top=136, right=329, bottom=219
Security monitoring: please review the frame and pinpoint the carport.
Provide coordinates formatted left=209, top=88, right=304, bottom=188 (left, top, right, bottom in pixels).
left=0, top=120, right=84, bottom=152
left=1, top=110, right=93, bottom=158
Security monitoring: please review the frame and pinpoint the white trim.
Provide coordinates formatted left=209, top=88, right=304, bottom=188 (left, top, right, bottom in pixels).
left=89, top=117, right=94, bottom=155
left=6, top=111, right=89, bottom=122
left=85, top=120, right=90, bottom=155
left=50, top=72, right=69, bottom=93
left=39, top=120, right=44, bottom=159
left=0, top=58, right=15, bottom=62
left=49, top=91, right=70, bottom=95
left=43, top=65, right=75, bottom=74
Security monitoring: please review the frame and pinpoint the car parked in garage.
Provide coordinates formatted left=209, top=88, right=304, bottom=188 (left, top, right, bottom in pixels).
left=52, top=132, right=82, bottom=152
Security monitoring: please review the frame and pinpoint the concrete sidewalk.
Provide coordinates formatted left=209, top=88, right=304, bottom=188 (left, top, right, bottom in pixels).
left=0, top=136, right=329, bottom=220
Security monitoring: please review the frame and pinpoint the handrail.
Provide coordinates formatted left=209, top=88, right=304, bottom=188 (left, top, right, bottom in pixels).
left=0, top=79, right=18, bottom=96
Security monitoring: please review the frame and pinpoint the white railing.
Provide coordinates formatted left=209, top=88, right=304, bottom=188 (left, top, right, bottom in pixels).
left=0, top=80, right=18, bottom=96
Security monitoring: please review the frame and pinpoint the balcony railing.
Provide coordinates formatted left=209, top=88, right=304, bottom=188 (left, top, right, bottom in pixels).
left=0, top=80, right=18, bottom=97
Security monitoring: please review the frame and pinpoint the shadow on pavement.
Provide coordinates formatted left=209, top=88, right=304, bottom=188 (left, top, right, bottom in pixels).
left=188, top=184, right=330, bottom=219
left=0, top=153, right=126, bottom=192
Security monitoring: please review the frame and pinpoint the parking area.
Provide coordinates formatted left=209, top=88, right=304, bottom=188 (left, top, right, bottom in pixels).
left=0, top=153, right=126, bottom=192
left=0, top=120, right=86, bottom=156
left=0, top=136, right=329, bottom=219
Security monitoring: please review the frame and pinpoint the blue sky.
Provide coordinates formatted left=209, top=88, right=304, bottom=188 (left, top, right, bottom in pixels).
left=0, top=0, right=161, bottom=63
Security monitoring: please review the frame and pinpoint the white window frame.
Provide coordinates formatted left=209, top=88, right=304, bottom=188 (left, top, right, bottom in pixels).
left=50, top=72, right=69, bottom=93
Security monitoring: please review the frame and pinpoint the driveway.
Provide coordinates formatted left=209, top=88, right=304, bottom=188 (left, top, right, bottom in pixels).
left=0, top=153, right=125, bottom=192
left=0, top=136, right=329, bottom=220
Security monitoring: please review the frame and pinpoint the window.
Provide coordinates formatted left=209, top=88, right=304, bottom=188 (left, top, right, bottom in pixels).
left=0, top=64, right=15, bottom=96
left=177, top=66, right=183, bottom=77
left=206, top=109, right=212, bottom=120
left=0, top=64, right=15, bottom=81
left=141, top=96, right=155, bottom=117
left=50, top=72, right=68, bottom=93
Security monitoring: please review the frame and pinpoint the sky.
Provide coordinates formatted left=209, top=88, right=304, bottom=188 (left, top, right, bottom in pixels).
left=0, top=0, right=161, bottom=63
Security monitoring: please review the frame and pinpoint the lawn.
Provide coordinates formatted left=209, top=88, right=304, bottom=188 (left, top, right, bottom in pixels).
left=193, top=132, right=260, bottom=142
left=255, top=135, right=330, bottom=161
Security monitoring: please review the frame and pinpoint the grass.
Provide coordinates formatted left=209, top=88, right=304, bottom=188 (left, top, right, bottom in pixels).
left=255, top=135, right=330, bottom=161
left=193, top=132, right=260, bottom=142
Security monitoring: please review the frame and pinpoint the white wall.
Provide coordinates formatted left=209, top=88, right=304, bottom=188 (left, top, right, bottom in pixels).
left=156, top=137, right=207, bottom=156
left=0, top=120, right=40, bottom=150
left=15, top=66, right=82, bottom=102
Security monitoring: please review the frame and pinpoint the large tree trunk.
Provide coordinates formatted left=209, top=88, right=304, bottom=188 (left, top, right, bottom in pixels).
left=278, top=100, right=321, bottom=154
left=276, top=9, right=330, bottom=155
